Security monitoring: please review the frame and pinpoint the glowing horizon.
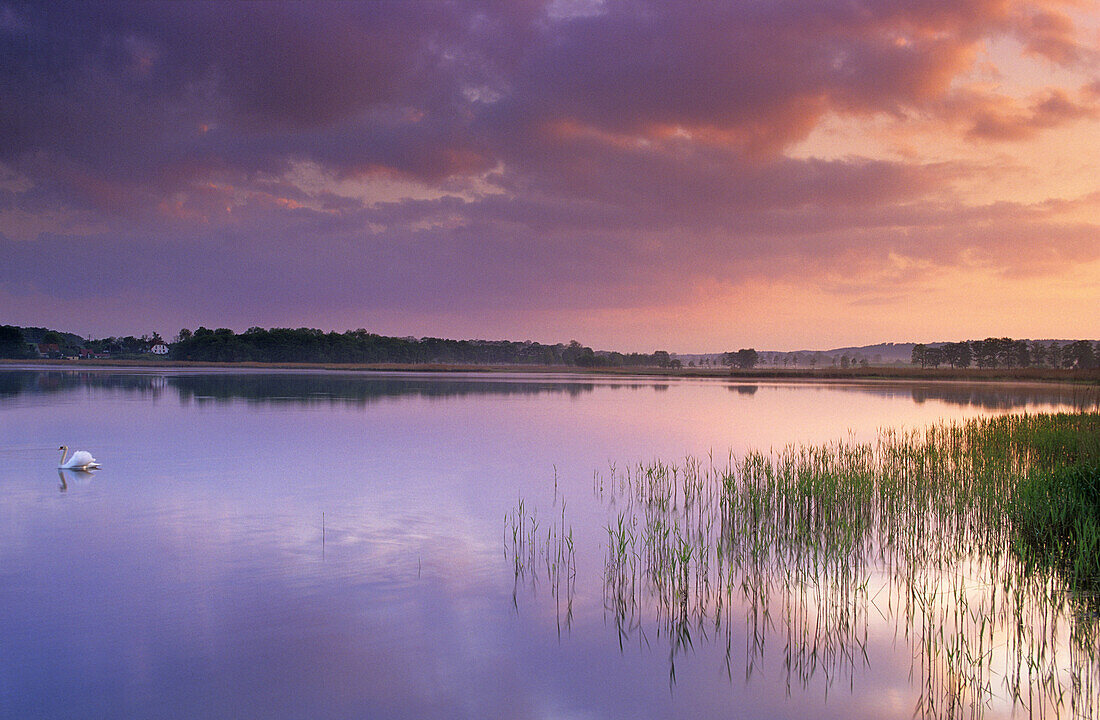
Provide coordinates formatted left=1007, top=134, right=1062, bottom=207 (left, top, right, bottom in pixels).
left=1, top=1, right=1098, bottom=353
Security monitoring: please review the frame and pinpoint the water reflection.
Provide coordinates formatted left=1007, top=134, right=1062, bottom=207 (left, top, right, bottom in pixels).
left=0, top=369, right=607, bottom=404
left=906, top=382, right=1098, bottom=410
left=509, top=417, right=1100, bottom=718
left=2, top=369, right=1097, bottom=719
left=55, top=468, right=97, bottom=492
left=0, top=369, right=1094, bottom=411
left=506, top=498, right=577, bottom=639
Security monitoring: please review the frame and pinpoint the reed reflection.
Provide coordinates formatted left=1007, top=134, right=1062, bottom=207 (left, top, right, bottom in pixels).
left=506, top=498, right=577, bottom=639
left=510, top=413, right=1100, bottom=718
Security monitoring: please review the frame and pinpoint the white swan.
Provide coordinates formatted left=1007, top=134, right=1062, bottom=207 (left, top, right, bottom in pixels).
left=58, top=445, right=100, bottom=470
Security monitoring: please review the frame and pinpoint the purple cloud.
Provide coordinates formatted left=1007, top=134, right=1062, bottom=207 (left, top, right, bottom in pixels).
left=0, top=0, right=1096, bottom=345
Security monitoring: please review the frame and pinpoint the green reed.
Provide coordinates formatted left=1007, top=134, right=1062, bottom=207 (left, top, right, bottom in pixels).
left=505, top=496, right=577, bottom=635
left=505, top=412, right=1100, bottom=715
left=580, top=411, right=1100, bottom=716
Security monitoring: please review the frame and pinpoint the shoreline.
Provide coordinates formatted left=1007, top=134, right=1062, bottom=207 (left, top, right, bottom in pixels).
left=3, top=358, right=1098, bottom=385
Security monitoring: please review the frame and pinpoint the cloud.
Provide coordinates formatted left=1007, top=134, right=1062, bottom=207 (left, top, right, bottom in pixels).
left=1012, top=5, right=1088, bottom=64
left=0, top=0, right=1098, bottom=344
left=3, top=0, right=1087, bottom=190
left=963, top=85, right=1099, bottom=140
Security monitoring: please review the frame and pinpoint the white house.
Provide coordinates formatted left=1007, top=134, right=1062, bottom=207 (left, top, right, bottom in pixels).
left=150, top=343, right=169, bottom=355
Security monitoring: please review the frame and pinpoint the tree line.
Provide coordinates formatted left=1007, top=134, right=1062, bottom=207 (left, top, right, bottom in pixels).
left=0, top=324, right=678, bottom=366
left=171, top=327, right=678, bottom=367
left=4, top=323, right=1098, bottom=371
left=912, top=338, right=1099, bottom=369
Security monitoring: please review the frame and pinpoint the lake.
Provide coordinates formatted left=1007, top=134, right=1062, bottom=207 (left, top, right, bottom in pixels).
left=0, top=368, right=1096, bottom=719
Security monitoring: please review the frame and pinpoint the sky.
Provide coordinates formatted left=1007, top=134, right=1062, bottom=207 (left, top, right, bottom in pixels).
left=1, top=0, right=1099, bottom=352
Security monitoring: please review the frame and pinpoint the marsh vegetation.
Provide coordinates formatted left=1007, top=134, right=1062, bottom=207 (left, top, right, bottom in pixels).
left=510, top=411, right=1100, bottom=718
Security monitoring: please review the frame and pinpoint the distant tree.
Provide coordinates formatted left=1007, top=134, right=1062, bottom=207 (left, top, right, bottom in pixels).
left=941, top=342, right=972, bottom=368
left=176, top=328, right=192, bottom=343
left=724, top=348, right=758, bottom=369
left=0, top=325, right=30, bottom=358
left=1009, top=339, right=1030, bottom=368
left=937, top=342, right=963, bottom=369
left=561, top=340, right=584, bottom=365
left=993, top=337, right=1016, bottom=367
left=957, top=342, right=973, bottom=368
left=912, top=344, right=928, bottom=367
left=1066, top=340, right=1097, bottom=369
left=1042, top=340, right=1060, bottom=369
left=1029, top=341, right=1048, bottom=368
left=913, top=344, right=949, bottom=368
left=573, top=347, right=606, bottom=367
left=118, top=335, right=145, bottom=354
left=41, top=331, right=63, bottom=345
left=971, top=339, right=997, bottom=368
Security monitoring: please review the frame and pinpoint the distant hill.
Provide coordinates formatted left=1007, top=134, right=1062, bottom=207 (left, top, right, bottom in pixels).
left=821, top=342, right=919, bottom=365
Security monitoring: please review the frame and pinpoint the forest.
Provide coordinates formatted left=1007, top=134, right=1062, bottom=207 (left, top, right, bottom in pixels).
left=170, top=327, right=676, bottom=367
left=911, top=339, right=1099, bottom=369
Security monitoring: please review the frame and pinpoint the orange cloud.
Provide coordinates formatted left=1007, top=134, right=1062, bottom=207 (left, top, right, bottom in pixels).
left=1012, top=5, right=1085, bottom=64
left=965, top=85, right=1098, bottom=140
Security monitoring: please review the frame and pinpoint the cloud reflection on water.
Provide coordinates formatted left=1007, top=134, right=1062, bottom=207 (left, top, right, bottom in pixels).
left=0, top=370, right=1095, bottom=719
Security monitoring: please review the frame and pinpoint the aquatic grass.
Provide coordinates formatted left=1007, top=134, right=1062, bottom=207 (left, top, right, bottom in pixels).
left=508, top=410, right=1100, bottom=717
left=1014, top=464, right=1100, bottom=593
left=505, top=497, right=577, bottom=633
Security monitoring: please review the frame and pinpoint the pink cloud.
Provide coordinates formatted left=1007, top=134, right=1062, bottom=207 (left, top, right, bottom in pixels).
left=964, top=85, right=1098, bottom=140
left=1, top=1, right=1098, bottom=344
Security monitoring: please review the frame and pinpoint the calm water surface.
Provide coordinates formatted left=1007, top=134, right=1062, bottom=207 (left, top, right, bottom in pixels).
left=0, top=369, right=1093, bottom=719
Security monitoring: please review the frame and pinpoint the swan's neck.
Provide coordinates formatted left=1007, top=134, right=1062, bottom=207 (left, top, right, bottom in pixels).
left=59, top=446, right=68, bottom=465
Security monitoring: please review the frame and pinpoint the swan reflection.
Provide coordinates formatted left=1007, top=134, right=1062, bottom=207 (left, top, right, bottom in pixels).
left=56, top=467, right=97, bottom=492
